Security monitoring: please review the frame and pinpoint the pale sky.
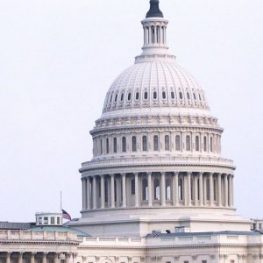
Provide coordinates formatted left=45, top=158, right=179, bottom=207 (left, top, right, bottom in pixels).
left=0, top=0, right=262, bottom=222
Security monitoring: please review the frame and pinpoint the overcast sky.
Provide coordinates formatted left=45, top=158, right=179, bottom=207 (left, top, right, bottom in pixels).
left=0, top=0, right=262, bottom=222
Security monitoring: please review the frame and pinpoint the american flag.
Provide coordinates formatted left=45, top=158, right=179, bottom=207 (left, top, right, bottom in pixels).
left=62, top=209, right=72, bottom=221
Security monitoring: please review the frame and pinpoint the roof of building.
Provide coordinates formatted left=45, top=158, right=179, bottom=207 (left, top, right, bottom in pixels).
left=0, top=222, right=35, bottom=230
left=146, top=230, right=263, bottom=238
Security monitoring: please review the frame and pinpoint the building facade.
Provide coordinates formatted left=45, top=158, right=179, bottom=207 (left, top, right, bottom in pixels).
left=1, top=1, right=263, bottom=262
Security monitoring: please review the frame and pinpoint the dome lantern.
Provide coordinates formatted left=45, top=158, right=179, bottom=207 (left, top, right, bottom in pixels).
left=146, top=0, right=164, bottom=18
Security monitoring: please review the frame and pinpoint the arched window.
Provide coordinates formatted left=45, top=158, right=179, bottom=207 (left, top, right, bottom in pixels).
left=199, top=93, right=202, bottom=101
left=210, top=137, right=213, bottom=152
left=115, top=94, right=118, bottom=102
left=193, top=93, right=197, bottom=100
left=166, top=178, right=171, bottom=200
left=154, top=135, right=159, bottom=151
left=187, top=92, right=190, bottom=100
left=179, top=92, right=183, bottom=100
left=106, top=138, right=109, bottom=154
left=131, top=178, right=135, bottom=195
left=128, top=93, right=131, bottom=101
left=153, top=91, right=157, bottom=99
left=176, top=135, right=181, bottom=151
left=136, top=92, right=139, bottom=100
left=151, top=26, right=155, bottom=44
left=142, top=136, right=148, bottom=151
left=154, top=178, right=160, bottom=200
left=162, top=91, right=166, bottom=99
left=171, top=91, right=175, bottom=99
left=113, top=138, right=117, bottom=153
left=186, top=135, right=191, bottom=151
left=100, top=139, right=103, bottom=154
left=122, top=137, right=127, bottom=152
left=132, top=136, right=137, bottom=152
left=165, top=135, right=170, bottom=151
left=204, top=136, right=207, bottom=152
left=144, top=92, right=148, bottom=100
left=195, top=136, right=200, bottom=151
left=121, top=93, right=124, bottom=101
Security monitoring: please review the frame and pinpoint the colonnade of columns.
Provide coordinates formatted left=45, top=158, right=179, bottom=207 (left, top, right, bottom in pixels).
left=0, top=253, right=75, bottom=263
left=82, top=172, right=234, bottom=211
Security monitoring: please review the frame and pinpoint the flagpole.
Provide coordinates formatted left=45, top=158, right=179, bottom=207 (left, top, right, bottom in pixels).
left=60, top=191, right=63, bottom=212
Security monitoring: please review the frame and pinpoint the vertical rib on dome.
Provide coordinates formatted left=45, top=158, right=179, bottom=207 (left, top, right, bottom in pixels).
left=146, top=0, right=164, bottom=18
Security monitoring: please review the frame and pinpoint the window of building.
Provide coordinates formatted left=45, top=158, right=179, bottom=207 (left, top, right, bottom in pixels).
left=259, top=223, right=262, bottom=230
left=176, top=135, right=181, bottom=151
left=38, top=217, right=42, bottom=225
left=193, top=93, right=196, bottom=100
left=128, top=93, right=131, bottom=101
left=184, top=261, right=189, bottom=263
left=106, top=138, right=109, bottom=154
left=142, top=136, right=148, bottom=151
left=115, top=94, right=118, bottom=102
left=171, top=91, right=175, bottom=99
left=122, top=137, right=127, bottom=152
left=121, top=93, right=124, bottom=101
left=51, top=217, right=55, bottom=225
left=162, top=91, right=166, bottom=99
left=179, top=177, right=184, bottom=201
left=210, top=137, right=213, bottom=152
left=186, top=135, right=191, bottom=151
left=153, top=91, right=157, bottom=99
left=202, top=261, right=207, bottom=263
left=44, top=217, right=48, bottom=225
left=100, top=139, right=103, bottom=154
left=179, top=92, right=183, bottom=99
left=165, top=135, right=170, bottom=151
left=204, top=136, right=207, bottom=152
left=132, top=136, right=137, bottom=152
left=113, top=137, right=117, bottom=153
left=57, top=217, right=60, bottom=225
left=131, top=178, right=135, bottom=195
left=195, top=136, right=200, bottom=151
left=199, top=93, right=202, bottom=100
left=187, top=92, right=190, bottom=99
left=136, top=92, right=139, bottom=100
left=154, top=135, right=159, bottom=151
left=144, top=92, right=148, bottom=100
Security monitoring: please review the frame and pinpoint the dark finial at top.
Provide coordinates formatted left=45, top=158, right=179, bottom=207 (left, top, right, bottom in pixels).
left=146, top=0, right=164, bottom=18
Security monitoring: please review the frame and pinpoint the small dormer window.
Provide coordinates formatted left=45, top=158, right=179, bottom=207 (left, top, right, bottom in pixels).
left=144, top=92, right=148, bottom=100
left=136, top=92, right=140, bottom=100
left=128, top=93, right=132, bottom=101
left=162, top=91, right=166, bottom=99
left=153, top=91, right=157, bottom=99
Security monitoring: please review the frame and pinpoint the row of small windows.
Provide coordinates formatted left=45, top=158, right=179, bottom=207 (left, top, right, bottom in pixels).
left=95, top=134, right=218, bottom=155
left=108, top=90, right=204, bottom=105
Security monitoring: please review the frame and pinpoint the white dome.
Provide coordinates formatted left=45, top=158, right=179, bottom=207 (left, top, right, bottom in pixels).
left=103, top=59, right=209, bottom=114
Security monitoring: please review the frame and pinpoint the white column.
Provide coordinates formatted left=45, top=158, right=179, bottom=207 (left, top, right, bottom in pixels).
left=209, top=173, right=214, bottom=206
left=18, top=253, right=23, bottom=263
left=199, top=173, right=204, bottom=206
left=93, top=176, right=97, bottom=209
left=42, top=254, right=47, bottom=263
left=101, top=175, right=105, bottom=209
left=203, top=174, right=207, bottom=205
left=148, top=173, right=153, bottom=207
left=6, top=253, right=11, bottom=263
left=173, top=172, right=179, bottom=206
left=111, top=174, right=115, bottom=208
left=218, top=174, right=222, bottom=207
left=160, top=172, right=166, bottom=206
left=54, top=254, right=59, bottom=263
left=122, top=174, right=127, bottom=208
left=230, top=175, right=234, bottom=207
left=194, top=175, right=198, bottom=206
left=135, top=173, right=140, bottom=207
left=187, top=172, right=192, bottom=206
left=87, top=178, right=91, bottom=210
left=224, top=174, right=229, bottom=207
left=30, top=253, right=35, bottom=263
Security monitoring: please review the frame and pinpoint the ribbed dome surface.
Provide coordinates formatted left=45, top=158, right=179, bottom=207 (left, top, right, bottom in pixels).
left=103, top=60, right=208, bottom=114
